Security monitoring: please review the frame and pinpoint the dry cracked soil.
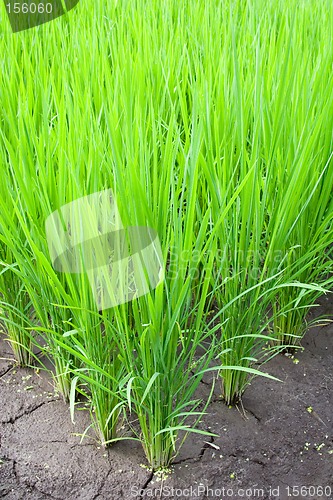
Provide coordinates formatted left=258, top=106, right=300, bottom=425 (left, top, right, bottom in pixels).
left=0, top=296, right=332, bottom=500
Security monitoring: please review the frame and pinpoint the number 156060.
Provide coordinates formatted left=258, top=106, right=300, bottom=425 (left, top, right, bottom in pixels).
left=6, top=3, right=53, bottom=14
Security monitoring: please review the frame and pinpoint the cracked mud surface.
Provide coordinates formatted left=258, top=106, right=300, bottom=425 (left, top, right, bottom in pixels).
left=1, top=297, right=332, bottom=499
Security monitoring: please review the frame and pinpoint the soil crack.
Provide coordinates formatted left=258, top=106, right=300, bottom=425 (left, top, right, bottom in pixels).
left=0, top=364, right=14, bottom=378
left=7, top=456, right=62, bottom=499
left=241, top=405, right=261, bottom=422
left=199, top=433, right=214, bottom=460
left=1, top=399, right=59, bottom=425
left=30, top=483, right=60, bottom=499
left=173, top=431, right=215, bottom=465
left=173, top=456, right=199, bottom=465
left=92, top=468, right=112, bottom=500
left=139, top=470, right=154, bottom=498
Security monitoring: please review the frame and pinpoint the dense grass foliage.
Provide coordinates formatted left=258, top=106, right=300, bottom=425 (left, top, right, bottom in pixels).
left=0, top=0, right=332, bottom=467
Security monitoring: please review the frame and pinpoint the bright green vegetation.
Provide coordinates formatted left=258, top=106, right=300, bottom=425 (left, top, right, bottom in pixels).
left=0, top=0, right=332, bottom=468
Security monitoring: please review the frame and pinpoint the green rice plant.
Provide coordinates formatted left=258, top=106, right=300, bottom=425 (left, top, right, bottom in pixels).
left=56, top=184, right=279, bottom=467
left=0, top=260, right=34, bottom=366
left=0, top=159, right=76, bottom=396
left=98, top=109, right=223, bottom=466
left=0, top=175, right=34, bottom=366
left=253, top=3, right=333, bottom=346
left=266, top=152, right=333, bottom=346
left=193, top=0, right=333, bottom=402
left=71, top=97, right=281, bottom=466
left=0, top=258, right=32, bottom=370
left=35, top=303, right=128, bottom=444
left=268, top=230, right=333, bottom=347
left=0, top=179, right=129, bottom=437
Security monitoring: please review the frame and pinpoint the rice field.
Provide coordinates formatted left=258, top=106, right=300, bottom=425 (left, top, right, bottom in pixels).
left=0, top=0, right=333, bottom=470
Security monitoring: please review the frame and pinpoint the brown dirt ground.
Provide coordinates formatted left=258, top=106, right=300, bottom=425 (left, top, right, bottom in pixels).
left=0, top=296, right=332, bottom=500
